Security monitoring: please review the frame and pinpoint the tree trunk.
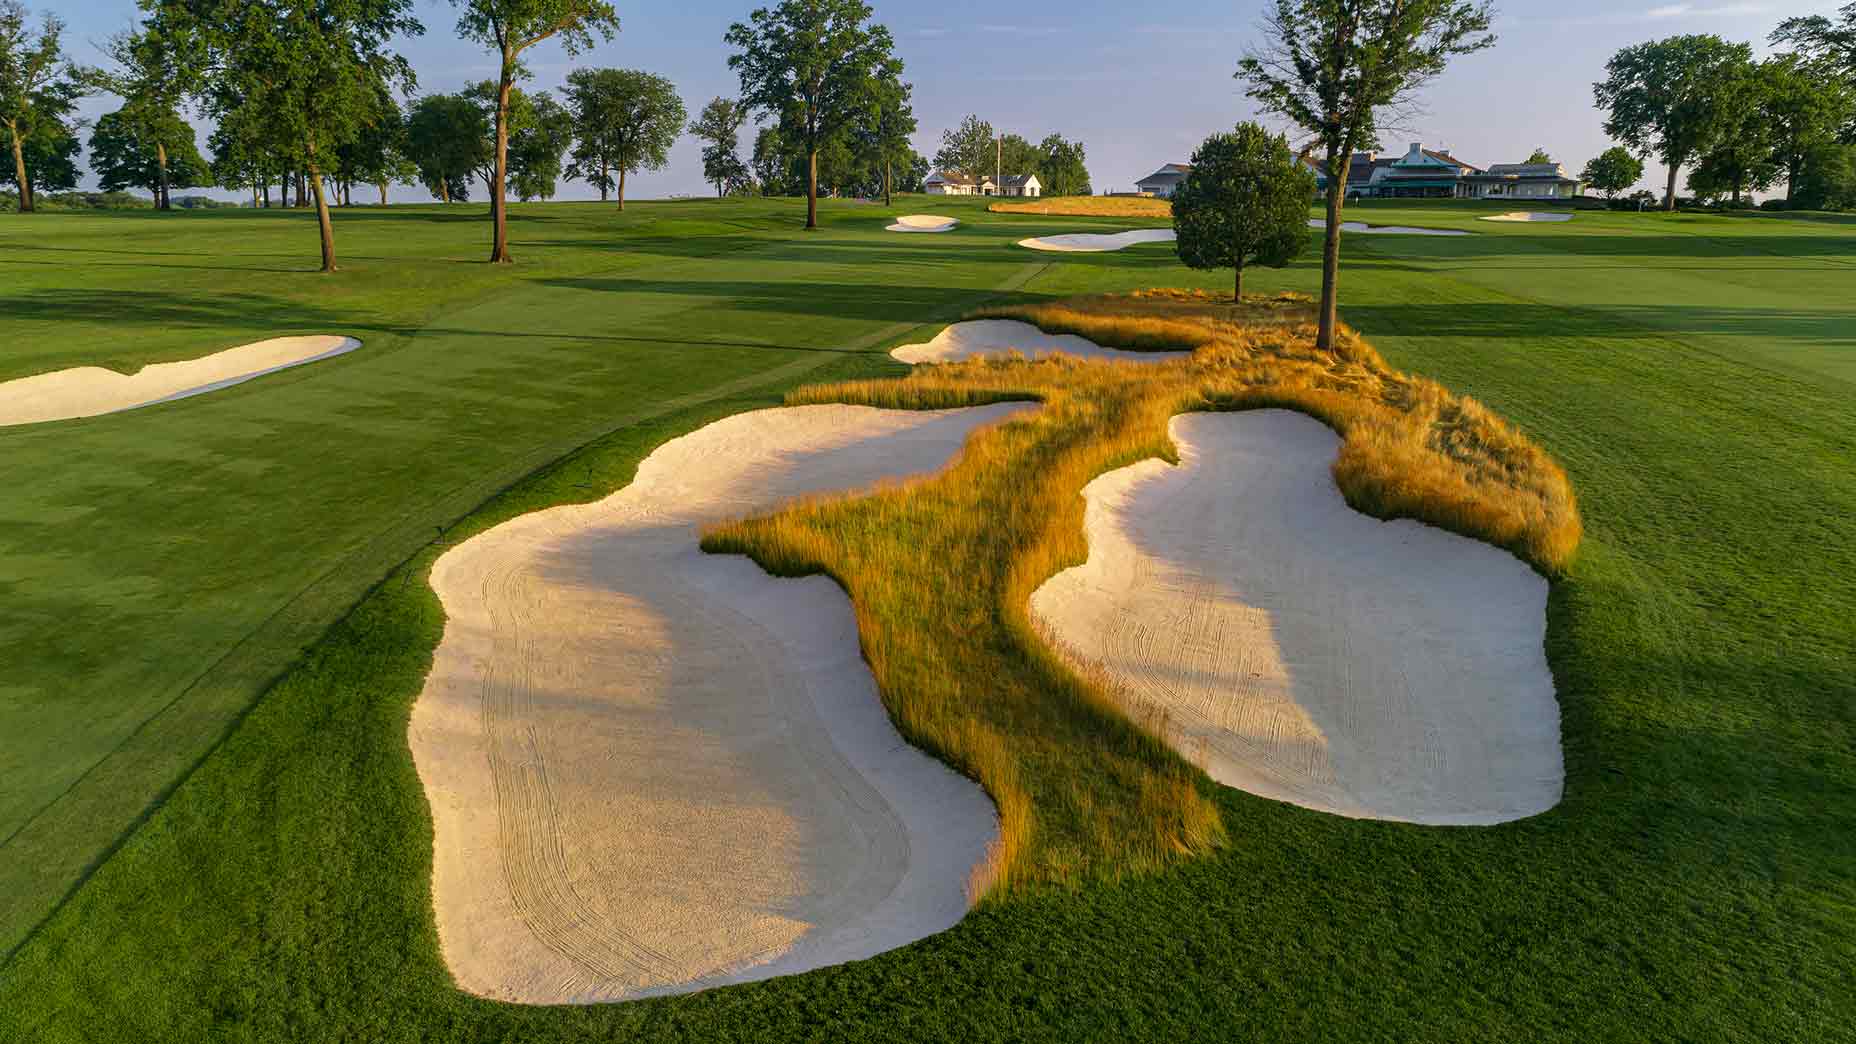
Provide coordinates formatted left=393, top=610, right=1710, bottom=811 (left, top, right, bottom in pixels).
left=806, top=148, right=818, bottom=229
left=1663, top=162, right=1679, bottom=211
left=1233, top=260, right=1243, bottom=303
left=308, top=164, right=337, bottom=272
left=156, top=142, right=170, bottom=211
left=251, top=181, right=258, bottom=208
left=9, top=123, right=32, bottom=212
left=599, top=161, right=609, bottom=202
left=617, top=166, right=626, bottom=211
left=883, top=157, right=892, bottom=207
left=440, top=178, right=450, bottom=204
left=1317, top=143, right=1348, bottom=351
left=262, top=180, right=270, bottom=208
left=489, top=68, right=513, bottom=263
left=378, top=181, right=388, bottom=206
left=299, top=173, right=309, bottom=208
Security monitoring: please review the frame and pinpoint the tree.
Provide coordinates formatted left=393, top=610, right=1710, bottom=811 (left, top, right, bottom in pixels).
left=727, top=0, right=901, bottom=229
left=1772, top=2, right=1856, bottom=76
left=1594, top=35, right=1752, bottom=212
left=154, top=0, right=423, bottom=271
left=90, top=106, right=208, bottom=205
left=208, top=109, right=269, bottom=206
left=0, top=87, right=74, bottom=202
left=1525, top=146, right=1553, bottom=164
left=1, top=1, right=84, bottom=213
left=1581, top=146, right=1643, bottom=199
left=1038, top=134, right=1090, bottom=196
left=688, top=96, right=749, bottom=197
left=93, top=28, right=201, bottom=210
left=895, top=148, right=928, bottom=193
left=1761, top=55, right=1855, bottom=206
left=1686, top=56, right=1776, bottom=206
left=452, top=0, right=617, bottom=262
left=562, top=68, right=683, bottom=210
left=934, top=112, right=993, bottom=177
left=856, top=69, right=912, bottom=205
left=406, top=93, right=487, bottom=203
left=1172, top=123, right=1314, bottom=301
left=1238, top=0, right=1495, bottom=350
left=508, top=90, right=572, bottom=201
left=338, top=90, right=417, bottom=205
left=1792, top=142, right=1856, bottom=209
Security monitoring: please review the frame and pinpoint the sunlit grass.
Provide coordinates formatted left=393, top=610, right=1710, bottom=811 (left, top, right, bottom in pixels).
left=988, top=196, right=1174, bottom=218
left=703, top=290, right=1581, bottom=894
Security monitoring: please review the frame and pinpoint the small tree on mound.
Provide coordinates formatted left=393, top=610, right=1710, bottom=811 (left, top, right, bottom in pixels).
left=1171, top=123, right=1314, bottom=301
left=1582, top=146, right=1643, bottom=199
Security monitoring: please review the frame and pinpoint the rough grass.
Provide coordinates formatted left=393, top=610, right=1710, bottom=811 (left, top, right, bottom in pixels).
left=988, top=195, right=1174, bottom=218
left=702, top=290, right=1582, bottom=893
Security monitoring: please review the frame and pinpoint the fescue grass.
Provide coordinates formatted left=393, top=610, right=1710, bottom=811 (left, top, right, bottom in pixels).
left=701, top=290, right=1581, bottom=891
left=988, top=195, right=1174, bottom=218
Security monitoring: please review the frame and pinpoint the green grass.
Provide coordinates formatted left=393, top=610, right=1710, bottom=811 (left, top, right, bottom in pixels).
left=1, top=196, right=1853, bottom=1041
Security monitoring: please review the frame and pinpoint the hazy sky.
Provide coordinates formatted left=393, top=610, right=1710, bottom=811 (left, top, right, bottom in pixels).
left=54, top=0, right=1839, bottom=203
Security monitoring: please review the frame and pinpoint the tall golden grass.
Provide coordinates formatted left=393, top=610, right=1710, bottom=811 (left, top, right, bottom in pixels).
left=703, top=291, right=1580, bottom=896
left=988, top=195, right=1173, bottom=218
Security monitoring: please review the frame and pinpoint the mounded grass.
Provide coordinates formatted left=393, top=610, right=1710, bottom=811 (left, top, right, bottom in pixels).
left=2, top=201, right=1852, bottom=1042
left=701, top=292, right=1579, bottom=891
left=988, top=195, right=1173, bottom=218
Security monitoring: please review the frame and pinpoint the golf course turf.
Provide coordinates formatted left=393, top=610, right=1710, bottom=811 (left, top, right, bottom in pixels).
left=1, top=197, right=1851, bottom=1041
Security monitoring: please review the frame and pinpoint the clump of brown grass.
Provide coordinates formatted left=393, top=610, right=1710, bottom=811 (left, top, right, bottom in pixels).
left=703, top=290, right=1580, bottom=897
left=987, top=195, right=1173, bottom=218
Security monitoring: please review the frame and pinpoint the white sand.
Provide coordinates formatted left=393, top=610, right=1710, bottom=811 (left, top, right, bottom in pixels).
left=1307, top=219, right=1470, bottom=236
left=411, top=403, right=1022, bottom=1004
left=1481, top=211, right=1573, bottom=222
left=891, top=319, right=1190, bottom=365
left=0, top=335, right=360, bottom=426
left=887, top=214, right=958, bottom=232
left=1031, top=410, right=1562, bottom=825
left=1017, top=228, right=1176, bottom=252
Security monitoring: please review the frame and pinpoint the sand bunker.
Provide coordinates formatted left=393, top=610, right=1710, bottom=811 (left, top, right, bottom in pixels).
left=887, top=214, right=958, bottom=233
left=411, top=403, right=1020, bottom=1004
left=891, top=319, right=1189, bottom=365
left=1031, top=410, right=1562, bottom=825
left=1481, top=211, right=1573, bottom=222
left=1017, top=229, right=1176, bottom=252
left=0, top=335, right=360, bottom=426
left=1307, top=219, right=1470, bottom=236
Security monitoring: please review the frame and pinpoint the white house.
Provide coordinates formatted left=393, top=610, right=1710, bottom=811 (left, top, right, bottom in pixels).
left=996, top=174, right=1041, bottom=198
left=924, top=171, right=982, bottom=195
left=1460, top=161, right=1583, bottom=199
left=1135, top=163, right=1190, bottom=198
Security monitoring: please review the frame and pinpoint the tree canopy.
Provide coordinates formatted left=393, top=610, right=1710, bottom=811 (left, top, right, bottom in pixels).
left=1760, top=54, right=1855, bottom=205
left=0, top=82, right=74, bottom=197
left=1038, top=134, right=1090, bottom=196
left=462, top=81, right=571, bottom=203
left=562, top=68, right=684, bottom=209
left=688, top=96, right=750, bottom=197
left=1594, top=34, right=1753, bottom=211
left=853, top=67, right=913, bottom=205
left=1238, top=0, right=1495, bottom=349
left=1, top=1, right=85, bottom=212
left=451, top=0, right=617, bottom=261
left=934, top=113, right=993, bottom=177
left=1172, top=122, right=1314, bottom=301
left=1771, top=2, right=1856, bottom=75
left=90, top=105, right=209, bottom=203
left=726, top=0, right=901, bottom=228
left=406, top=92, right=488, bottom=203
left=1581, top=146, right=1643, bottom=198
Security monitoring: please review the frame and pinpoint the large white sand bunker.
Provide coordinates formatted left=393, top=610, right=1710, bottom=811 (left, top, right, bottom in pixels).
left=410, top=403, right=1018, bottom=1004
left=1307, top=219, right=1470, bottom=236
left=891, top=319, right=1189, bottom=365
left=887, top=214, right=958, bottom=232
left=0, top=335, right=360, bottom=426
left=1031, top=410, right=1562, bottom=825
left=1017, top=228, right=1176, bottom=252
left=1481, top=211, right=1572, bottom=222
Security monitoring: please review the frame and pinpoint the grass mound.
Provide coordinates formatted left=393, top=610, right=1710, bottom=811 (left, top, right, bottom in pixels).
left=703, top=290, right=1581, bottom=894
left=988, top=196, right=1174, bottom=218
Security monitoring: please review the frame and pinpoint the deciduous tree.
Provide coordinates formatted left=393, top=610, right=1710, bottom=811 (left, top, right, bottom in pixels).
left=688, top=96, right=749, bottom=197
left=1760, top=54, right=1854, bottom=206
left=562, top=68, right=682, bottom=209
left=1238, top=0, right=1495, bottom=349
left=1037, top=134, right=1089, bottom=196
left=933, top=112, right=992, bottom=177
left=856, top=68, right=912, bottom=205
left=1771, top=2, right=1856, bottom=77
left=1594, top=35, right=1751, bottom=212
left=452, top=0, right=617, bottom=261
left=94, top=27, right=200, bottom=210
left=0, top=1, right=84, bottom=213
left=406, top=92, right=486, bottom=203
left=1524, top=146, right=1552, bottom=164
left=727, top=0, right=900, bottom=229
left=1172, top=122, right=1314, bottom=301
left=90, top=105, right=208, bottom=205
left=1580, top=145, right=1643, bottom=199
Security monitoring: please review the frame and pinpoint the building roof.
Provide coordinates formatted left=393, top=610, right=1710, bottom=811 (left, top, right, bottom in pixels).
left=997, top=173, right=1040, bottom=188
left=926, top=170, right=987, bottom=186
left=1137, top=163, right=1191, bottom=185
left=1470, top=161, right=1577, bottom=182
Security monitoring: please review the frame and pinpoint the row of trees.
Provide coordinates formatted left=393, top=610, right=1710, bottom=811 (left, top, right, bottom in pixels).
left=1594, top=5, right=1856, bottom=210
left=932, top=113, right=1092, bottom=196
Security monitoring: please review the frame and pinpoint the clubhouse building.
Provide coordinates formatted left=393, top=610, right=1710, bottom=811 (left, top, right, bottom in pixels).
left=924, top=171, right=1042, bottom=197
left=1296, top=143, right=1584, bottom=200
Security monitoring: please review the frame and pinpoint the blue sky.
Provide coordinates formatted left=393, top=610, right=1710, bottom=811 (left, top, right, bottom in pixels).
left=53, top=0, right=1838, bottom=202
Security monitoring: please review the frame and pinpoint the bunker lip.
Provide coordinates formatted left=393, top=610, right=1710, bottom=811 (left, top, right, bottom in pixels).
left=410, top=403, right=1020, bottom=1005
left=1030, top=409, right=1563, bottom=826
left=891, top=319, right=1191, bottom=365
left=1481, top=211, right=1573, bottom=222
left=0, top=335, right=361, bottom=427
left=1307, top=219, right=1471, bottom=236
left=1016, top=228, right=1176, bottom=252
left=887, top=214, right=958, bottom=232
